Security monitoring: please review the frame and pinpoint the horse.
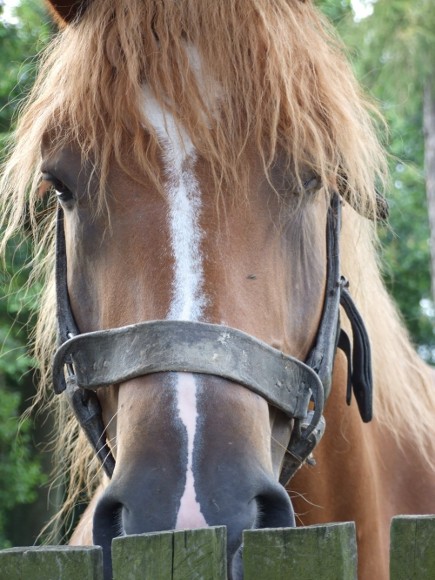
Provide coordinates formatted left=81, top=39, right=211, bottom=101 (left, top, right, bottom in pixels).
left=1, top=1, right=434, bottom=579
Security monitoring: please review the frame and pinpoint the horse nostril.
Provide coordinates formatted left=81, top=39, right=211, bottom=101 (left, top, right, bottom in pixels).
left=255, top=484, right=295, bottom=529
left=93, top=494, right=123, bottom=542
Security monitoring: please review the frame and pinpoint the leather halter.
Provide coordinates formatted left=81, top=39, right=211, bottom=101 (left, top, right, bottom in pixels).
left=52, top=193, right=373, bottom=485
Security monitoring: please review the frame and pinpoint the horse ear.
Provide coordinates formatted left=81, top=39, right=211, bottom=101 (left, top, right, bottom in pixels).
left=45, top=1, right=90, bottom=25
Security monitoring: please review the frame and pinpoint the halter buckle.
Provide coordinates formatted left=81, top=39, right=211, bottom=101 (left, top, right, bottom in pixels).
left=279, top=412, right=326, bottom=486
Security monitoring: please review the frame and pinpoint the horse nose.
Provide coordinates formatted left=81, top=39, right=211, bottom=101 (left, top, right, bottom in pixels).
left=225, top=480, right=296, bottom=579
left=93, top=475, right=294, bottom=579
left=254, top=482, right=296, bottom=529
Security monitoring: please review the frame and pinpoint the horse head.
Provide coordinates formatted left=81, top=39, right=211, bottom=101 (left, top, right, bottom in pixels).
left=14, top=1, right=387, bottom=577
left=43, top=128, right=335, bottom=571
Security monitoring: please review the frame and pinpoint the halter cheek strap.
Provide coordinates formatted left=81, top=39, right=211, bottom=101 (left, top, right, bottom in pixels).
left=53, top=194, right=373, bottom=485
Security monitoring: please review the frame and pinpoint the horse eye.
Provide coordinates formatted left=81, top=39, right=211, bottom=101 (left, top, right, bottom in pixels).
left=42, top=172, right=74, bottom=204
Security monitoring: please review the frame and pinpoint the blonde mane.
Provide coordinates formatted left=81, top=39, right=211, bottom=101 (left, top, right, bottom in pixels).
left=1, top=0, right=433, bottom=536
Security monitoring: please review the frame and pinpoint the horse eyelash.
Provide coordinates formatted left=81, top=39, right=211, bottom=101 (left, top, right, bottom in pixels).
left=41, top=172, right=74, bottom=202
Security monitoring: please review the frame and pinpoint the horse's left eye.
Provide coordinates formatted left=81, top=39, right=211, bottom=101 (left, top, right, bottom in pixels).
left=42, top=172, right=74, bottom=204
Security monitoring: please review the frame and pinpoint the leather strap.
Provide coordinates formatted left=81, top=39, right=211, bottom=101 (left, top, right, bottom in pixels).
left=53, top=319, right=324, bottom=425
left=55, top=207, right=79, bottom=342
left=338, top=329, right=353, bottom=405
left=305, top=194, right=341, bottom=400
left=339, top=284, right=373, bottom=422
left=66, top=375, right=116, bottom=477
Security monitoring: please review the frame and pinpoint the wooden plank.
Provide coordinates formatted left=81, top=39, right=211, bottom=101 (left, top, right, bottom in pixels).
left=172, top=527, right=227, bottom=579
left=0, top=546, right=103, bottom=580
left=243, top=522, right=357, bottom=580
left=112, top=526, right=227, bottom=580
left=0, top=548, right=22, bottom=580
left=390, top=515, right=435, bottom=580
left=112, top=530, right=174, bottom=580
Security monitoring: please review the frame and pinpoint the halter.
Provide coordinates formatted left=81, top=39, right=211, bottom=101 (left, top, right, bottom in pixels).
left=52, top=193, right=373, bottom=485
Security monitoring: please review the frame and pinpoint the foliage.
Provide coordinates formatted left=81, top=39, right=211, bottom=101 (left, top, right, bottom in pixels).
left=0, top=232, right=47, bottom=548
left=317, top=0, right=353, bottom=24
left=0, top=0, right=52, bottom=136
left=323, top=0, right=435, bottom=360
left=0, top=390, right=46, bottom=548
left=0, top=0, right=51, bottom=548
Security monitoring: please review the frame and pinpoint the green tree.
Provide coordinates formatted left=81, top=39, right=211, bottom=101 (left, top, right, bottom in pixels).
left=0, top=0, right=51, bottom=137
left=0, top=0, right=52, bottom=547
left=326, top=0, right=435, bottom=359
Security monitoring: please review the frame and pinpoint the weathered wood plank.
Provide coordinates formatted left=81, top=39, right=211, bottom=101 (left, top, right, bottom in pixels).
left=0, top=546, right=103, bottom=580
left=390, top=515, right=435, bottom=580
left=172, top=527, right=227, bottom=579
left=6, top=517, right=435, bottom=579
left=112, top=526, right=227, bottom=580
left=243, top=522, right=357, bottom=580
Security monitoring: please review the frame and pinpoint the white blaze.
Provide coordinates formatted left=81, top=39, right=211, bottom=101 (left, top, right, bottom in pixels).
left=142, top=67, right=207, bottom=528
left=174, top=374, right=206, bottom=529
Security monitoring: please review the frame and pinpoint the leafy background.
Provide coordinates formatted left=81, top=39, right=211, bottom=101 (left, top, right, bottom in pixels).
left=0, top=0, right=433, bottom=546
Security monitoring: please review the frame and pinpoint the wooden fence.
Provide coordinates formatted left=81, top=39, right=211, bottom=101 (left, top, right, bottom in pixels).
left=0, top=515, right=434, bottom=579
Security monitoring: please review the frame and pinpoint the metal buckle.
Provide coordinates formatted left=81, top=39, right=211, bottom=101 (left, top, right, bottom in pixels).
left=279, top=411, right=326, bottom=486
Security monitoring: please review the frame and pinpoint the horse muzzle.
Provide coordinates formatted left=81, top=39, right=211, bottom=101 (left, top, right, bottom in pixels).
left=93, top=465, right=295, bottom=580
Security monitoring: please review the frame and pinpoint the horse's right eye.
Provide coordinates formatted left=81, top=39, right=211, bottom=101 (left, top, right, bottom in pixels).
left=41, top=172, right=75, bottom=205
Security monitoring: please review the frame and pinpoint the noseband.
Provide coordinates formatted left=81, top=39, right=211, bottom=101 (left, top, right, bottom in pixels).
left=52, top=194, right=373, bottom=486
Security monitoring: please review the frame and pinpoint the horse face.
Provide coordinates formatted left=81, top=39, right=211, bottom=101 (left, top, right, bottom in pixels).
left=42, top=131, right=327, bottom=574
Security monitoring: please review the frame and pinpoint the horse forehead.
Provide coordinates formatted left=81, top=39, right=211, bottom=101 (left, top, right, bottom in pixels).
left=141, top=85, right=195, bottom=161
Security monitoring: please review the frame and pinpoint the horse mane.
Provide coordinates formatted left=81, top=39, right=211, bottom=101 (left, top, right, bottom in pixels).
left=0, top=0, right=433, bottom=536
